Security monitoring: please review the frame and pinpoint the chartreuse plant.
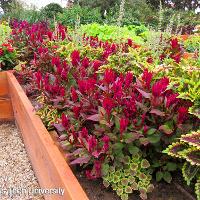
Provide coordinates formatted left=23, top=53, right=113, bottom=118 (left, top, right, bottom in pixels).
left=167, top=66, right=200, bottom=119
left=0, top=23, right=11, bottom=45
left=98, top=47, right=154, bottom=75
left=102, top=154, right=153, bottom=200
left=164, top=130, right=200, bottom=200
left=79, top=23, right=146, bottom=44
left=184, top=35, right=200, bottom=53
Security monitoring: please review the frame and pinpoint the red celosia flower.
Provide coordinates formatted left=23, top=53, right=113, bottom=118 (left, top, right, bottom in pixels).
left=61, top=114, right=70, bottom=129
left=152, top=77, right=169, bottom=97
left=160, top=54, right=166, bottom=61
left=170, top=38, right=179, bottom=49
left=92, top=60, right=102, bottom=71
left=147, top=57, right=153, bottom=64
left=120, top=118, right=129, bottom=134
left=52, top=56, right=60, bottom=66
left=47, top=31, right=53, bottom=40
left=103, top=69, right=116, bottom=85
left=78, top=78, right=96, bottom=94
left=34, top=71, right=42, bottom=89
left=71, top=87, right=78, bottom=102
left=124, top=72, right=133, bottom=88
left=7, top=46, right=14, bottom=52
left=166, top=93, right=179, bottom=108
left=73, top=106, right=81, bottom=119
left=61, top=69, right=67, bottom=80
left=178, top=107, right=188, bottom=124
left=82, top=57, right=90, bottom=68
left=113, top=79, right=123, bottom=99
left=127, top=39, right=133, bottom=47
left=171, top=53, right=181, bottom=63
left=79, top=127, right=89, bottom=139
left=142, top=69, right=153, bottom=89
left=86, top=160, right=101, bottom=179
left=60, top=87, right=65, bottom=97
left=71, top=50, right=80, bottom=66
left=102, top=97, right=115, bottom=115
left=88, top=135, right=97, bottom=153
left=0, top=48, right=3, bottom=56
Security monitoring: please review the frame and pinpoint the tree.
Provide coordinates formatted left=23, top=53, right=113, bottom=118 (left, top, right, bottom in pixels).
left=146, top=0, right=200, bottom=10
left=77, top=0, right=120, bottom=14
left=41, top=3, right=63, bottom=19
left=0, top=0, right=13, bottom=13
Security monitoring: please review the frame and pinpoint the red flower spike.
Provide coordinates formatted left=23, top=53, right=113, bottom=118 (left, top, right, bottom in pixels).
left=103, top=69, right=116, bottom=85
left=82, top=57, right=90, bottom=68
left=178, top=107, right=188, bottom=124
left=142, top=69, right=153, bottom=90
left=79, top=127, right=89, bottom=139
left=88, top=136, right=97, bottom=153
left=120, top=118, right=129, bottom=135
left=71, top=87, right=78, bottom=102
left=102, top=97, right=115, bottom=115
left=170, top=38, right=179, bottom=49
left=147, top=57, right=153, bottom=64
left=124, top=72, right=133, bottom=88
left=166, top=93, right=179, bottom=108
left=92, top=60, right=102, bottom=71
left=71, top=50, right=80, bottom=66
left=73, top=106, right=81, bottom=119
left=61, top=114, right=70, bottom=129
left=127, top=39, right=133, bottom=47
left=152, top=77, right=169, bottom=97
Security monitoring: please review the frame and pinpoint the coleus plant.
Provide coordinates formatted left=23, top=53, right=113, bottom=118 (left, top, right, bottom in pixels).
left=163, top=130, right=200, bottom=200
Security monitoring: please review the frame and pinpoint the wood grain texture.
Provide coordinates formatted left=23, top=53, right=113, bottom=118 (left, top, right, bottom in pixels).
left=0, top=71, right=9, bottom=97
left=7, top=72, right=88, bottom=200
left=0, top=99, right=14, bottom=120
left=0, top=72, right=14, bottom=121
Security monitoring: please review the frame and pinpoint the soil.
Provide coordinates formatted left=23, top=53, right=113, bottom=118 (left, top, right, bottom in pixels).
left=75, top=169, right=196, bottom=200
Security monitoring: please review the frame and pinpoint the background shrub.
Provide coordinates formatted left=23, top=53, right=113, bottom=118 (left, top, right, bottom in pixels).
left=57, top=5, right=102, bottom=27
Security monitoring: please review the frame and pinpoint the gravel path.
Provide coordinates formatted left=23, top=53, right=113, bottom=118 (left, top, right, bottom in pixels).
left=0, top=123, right=44, bottom=200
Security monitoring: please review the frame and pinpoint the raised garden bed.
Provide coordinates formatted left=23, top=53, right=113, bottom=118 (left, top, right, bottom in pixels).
left=0, top=71, right=89, bottom=200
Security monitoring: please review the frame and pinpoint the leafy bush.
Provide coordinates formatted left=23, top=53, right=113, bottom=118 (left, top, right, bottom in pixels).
left=0, top=43, right=17, bottom=70
left=184, top=36, right=200, bottom=53
left=0, top=23, right=11, bottom=44
left=3, top=1, right=42, bottom=24
left=79, top=23, right=147, bottom=43
left=57, top=6, right=102, bottom=27
left=41, top=3, right=63, bottom=19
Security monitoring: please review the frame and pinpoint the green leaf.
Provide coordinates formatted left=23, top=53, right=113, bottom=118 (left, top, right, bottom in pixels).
left=147, top=128, right=157, bottom=135
left=124, top=132, right=139, bottom=143
left=166, top=162, right=177, bottom=171
left=113, top=143, right=124, bottom=155
left=101, top=163, right=110, bottom=176
left=159, top=125, right=173, bottom=135
left=163, top=172, right=172, bottom=183
left=147, top=133, right=161, bottom=144
left=156, top=171, right=163, bottom=182
left=128, top=145, right=139, bottom=155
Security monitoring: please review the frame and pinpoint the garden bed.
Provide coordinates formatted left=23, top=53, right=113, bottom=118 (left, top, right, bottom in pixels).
left=0, top=71, right=88, bottom=200
left=0, top=71, right=197, bottom=200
